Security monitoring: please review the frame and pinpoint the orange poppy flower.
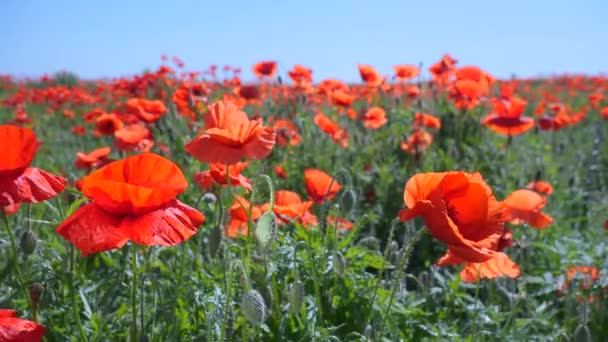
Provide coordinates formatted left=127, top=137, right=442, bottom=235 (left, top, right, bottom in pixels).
left=527, top=180, right=554, bottom=196
left=400, top=128, right=433, bottom=155
left=304, top=168, right=341, bottom=203
left=482, top=96, right=534, bottom=136
left=264, top=190, right=317, bottom=227
left=414, top=112, right=441, bottom=129
left=94, top=113, right=124, bottom=136
left=313, top=112, right=349, bottom=148
left=502, top=189, right=553, bottom=229
left=84, top=108, right=106, bottom=123
left=71, top=125, right=86, bottom=136
left=358, top=64, right=384, bottom=87
left=125, top=98, right=167, bottom=123
left=185, top=100, right=276, bottom=165
left=429, top=54, right=457, bottom=85
left=74, top=147, right=112, bottom=170
left=273, top=119, right=301, bottom=146
left=393, top=65, right=420, bottom=81
left=227, top=195, right=263, bottom=237
left=274, top=165, right=287, bottom=179
left=0, top=309, right=46, bottom=342
left=193, top=162, right=252, bottom=191
left=114, top=124, right=152, bottom=151
left=362, top=107, right=388, bottom=129
left=0, top=125, right=66, bottom=207
left=56, top=153, right=205, bottom=255
left=398, top=172, right=504, bottom=263
left=252, top=61, right=277, bottom=78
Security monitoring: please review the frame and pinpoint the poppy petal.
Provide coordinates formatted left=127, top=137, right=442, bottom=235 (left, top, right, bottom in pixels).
left=0, top=168, right=67, bottom=207
left=56, top=203, right=128, bottom=256
left=124, top=200, right=205, bottom=246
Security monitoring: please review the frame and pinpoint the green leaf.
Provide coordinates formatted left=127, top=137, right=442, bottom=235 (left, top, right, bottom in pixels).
left=345, top=246, right=393, bottom=270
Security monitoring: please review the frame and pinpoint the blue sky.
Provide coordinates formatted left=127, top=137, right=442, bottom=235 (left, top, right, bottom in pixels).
left=1, top=0, right=606, bottom=81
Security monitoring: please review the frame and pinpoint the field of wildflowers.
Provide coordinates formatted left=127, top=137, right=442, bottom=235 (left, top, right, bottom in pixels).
left=1, top=55, right=607, bottom=341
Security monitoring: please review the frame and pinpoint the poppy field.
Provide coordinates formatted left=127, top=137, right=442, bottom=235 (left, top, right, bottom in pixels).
left=1, top=55, right=607, bottom=341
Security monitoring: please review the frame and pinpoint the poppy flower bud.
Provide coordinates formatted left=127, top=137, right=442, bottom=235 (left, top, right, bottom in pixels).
left=240, top=289, right=267, bottom=326
left=20, top=230, right=38, bottom=256
left=262, top=285, right=274, bottom=311
left=287, top=281, right=305, bottom=314
left=277, top=75, right=283, bottom=85
left=332, top=252, right=346, bottom=276
left=573, top=324, right=591, bottom=342
left=28, top=282, right=44, bottom=310
left=209, top=225, right=222, bottom=258
left=534, top=170, right=542, bottom=182
left=339, top=189, right=357, bottom=214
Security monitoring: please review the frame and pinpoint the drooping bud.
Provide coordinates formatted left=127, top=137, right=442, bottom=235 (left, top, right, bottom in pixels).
left=287, top=281, right=305, bottom=314
left=573, top=324, right=592, bottom=342
left=339, top=189, right=357, bottom=214
left=240, top=289, right=268, bottom=326
left=332, top=252, right=346, bottom=277
left=20, top=229, right=38, bottom=256
left=28, top=282, right=44, bottom=310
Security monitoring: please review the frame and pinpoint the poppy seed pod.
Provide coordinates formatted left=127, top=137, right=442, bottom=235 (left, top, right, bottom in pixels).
left=20, top=229, right=38, bottom=256
left=240, top=289, right=268, bottom=326
left=287, top=281, right=305, bottom=314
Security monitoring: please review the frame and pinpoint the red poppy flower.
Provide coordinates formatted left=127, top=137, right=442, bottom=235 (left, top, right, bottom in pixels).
left=393, top=65, right=420, bottom=81
left=331, top=90, right=356, bottom=108
left=114, top=124, right=152, bottom=151
left=125, top=98, right=167, bottom=123
left=313, top=112, right=349, bottom=148
left=74, top=147, right=112, bottom=170
left=252, top=61, right=277, bottom=78
left=56, top=153, right=205, bottom=256
left=0, top=309, right=46, bottom=342
left=414, top=112, right=441, bottom=129
left=185, top=100, right=276, bottom=165
left=3, top=202, right=21, bottom=215
left=537, top=114, right=570, bottom=131
left=273, top=119, right=301, bottom=146
left=601, top=107, right=608, bottom=120
left=264, top=190, right=317, bottom=226
left=459, top=252, right=520, bottom=282
left=227, top=195, right=263, bottom=237
left=527, top=180, right=554, bottom=196
left=0, top=125, right=66, bottom=207
left=193, top=162, right=252, bottom=191
left=362, top=107, right=388, bottom=129
left=398, top=172, right=504, bottom=263
left=274, top=165, right=287, bottom=179
left=94, top=113, right=124, bottom=136
left=400, top=128, right=433, bottom=155
left=482, top=97, right=534, bottom=136
left=358, top=64, right=384, bottom=87
left=304, top=169, right=341, bottom=203
left=502, top=189, right=553, bottom=229
left=288, top=64, right=313, bottom=85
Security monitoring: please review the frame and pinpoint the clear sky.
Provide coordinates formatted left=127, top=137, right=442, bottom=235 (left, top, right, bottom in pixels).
left=1, top=0, right=606, bottom=81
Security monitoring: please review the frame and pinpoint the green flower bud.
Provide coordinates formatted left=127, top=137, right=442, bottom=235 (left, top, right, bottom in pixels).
left=20, top=229, right=38, bottom=256
left=240, top=289, right=267, bottom=326
left=332, top=252, right=346, bottom=277
left=287, top=281, right=305, bottom=314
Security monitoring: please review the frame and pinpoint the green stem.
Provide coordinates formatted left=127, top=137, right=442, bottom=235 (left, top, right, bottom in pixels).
left=69, top=246, right=87, bottom=341
left=295, top=241, right=324, bottom=323
left=219, top=262, right=234, bottom=342
left=378, top=228, right=425, bottom=338
left=1, top=211, right=31, bottom=314
left=365, top=219, right=398, bottom=326
left=131, top=244, right=139, bottom=342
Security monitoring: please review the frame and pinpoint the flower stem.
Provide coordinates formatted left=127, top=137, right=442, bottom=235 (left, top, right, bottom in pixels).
left=378, top=228, right=425, bottom=338
left=68, top=246, right=87, bottom=340
left=131, top=243, right=139, bottom=342
left=1, top=211, right=31, bottom=314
